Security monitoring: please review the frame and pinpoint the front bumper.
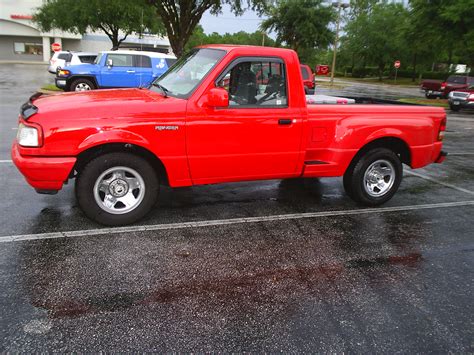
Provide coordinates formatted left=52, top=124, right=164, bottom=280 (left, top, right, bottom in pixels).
left=55, top=77, right=68, bottom=89
left=11, top=142, right=76, bottom=193
left=448, top=99, right=474, bottom=109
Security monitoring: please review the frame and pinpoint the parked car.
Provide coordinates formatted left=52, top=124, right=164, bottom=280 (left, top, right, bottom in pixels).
left=48, top=51, right=97, bottom=74
left=300, top=64, right=315, bottom=93
left=421, top=75, right=474, bottom=98
left=13, top=45, right=446, bottom=226
left=448, top=86, right=474, bottom=111
left=55, top=50, right=177, bottom=91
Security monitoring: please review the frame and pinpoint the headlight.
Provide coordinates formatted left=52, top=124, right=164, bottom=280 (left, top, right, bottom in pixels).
left=17, top=123, right=39, bottom=147
left=57, top=69, right=70, bottom=77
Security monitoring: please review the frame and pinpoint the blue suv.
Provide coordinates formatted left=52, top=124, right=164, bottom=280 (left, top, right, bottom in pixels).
left=55, top=50, right=177, bottom=91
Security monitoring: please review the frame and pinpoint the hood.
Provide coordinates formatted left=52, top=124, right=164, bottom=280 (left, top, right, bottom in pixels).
left=27, top=88, right=185, bottom=122
left=65, top=63, right=99, bottom=74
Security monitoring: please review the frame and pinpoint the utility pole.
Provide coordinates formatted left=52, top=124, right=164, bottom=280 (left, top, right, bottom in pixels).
left=330, top=1, right=349, bottom=86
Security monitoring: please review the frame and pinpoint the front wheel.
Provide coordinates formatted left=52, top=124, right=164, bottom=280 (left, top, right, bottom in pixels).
left=76, top=153, right=159, bottom=225
left=343, top=148, right=402, bottom=206
left=70, top=78, right=95, bottom=92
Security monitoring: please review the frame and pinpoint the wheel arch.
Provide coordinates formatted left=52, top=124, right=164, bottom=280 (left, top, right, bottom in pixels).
left=67, top=75, right=99, bottom=90
left=346, top=136, right=411, bottom=174
left=72, top=142, right=169, bottom=186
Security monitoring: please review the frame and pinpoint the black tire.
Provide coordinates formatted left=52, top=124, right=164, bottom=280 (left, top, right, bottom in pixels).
left=70, top=78, right=95, bottom=92
left=304, top=87, right=309, bottom=94
left=450, top=104, right=461, bottom=112
left=425, top=91, right=432, bottom=99
left=343, top=148, right=402, bottom=206
left=76, top=152, right=159, bottom=225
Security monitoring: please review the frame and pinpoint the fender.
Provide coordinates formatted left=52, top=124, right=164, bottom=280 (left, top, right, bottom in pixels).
left=67, top=75, right=99, bottom=88
left=78, top=129, right=151, bottom=152
left=363, top=128, right=406, bottom=146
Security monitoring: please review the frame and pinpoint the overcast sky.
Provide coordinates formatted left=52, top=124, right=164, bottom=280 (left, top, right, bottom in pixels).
left=199, top=5, right=267, bottom=34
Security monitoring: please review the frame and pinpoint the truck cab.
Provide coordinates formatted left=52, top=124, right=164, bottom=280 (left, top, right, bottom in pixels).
left=55, top=50, right=177, bottom=91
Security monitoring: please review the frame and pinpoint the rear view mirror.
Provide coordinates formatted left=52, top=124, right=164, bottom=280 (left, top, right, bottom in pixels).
left=205, top=87, right=229, bottom=108
left=106, top=59, right=113, bottom=67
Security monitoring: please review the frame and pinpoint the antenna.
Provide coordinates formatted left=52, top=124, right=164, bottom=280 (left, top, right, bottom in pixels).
left=139, top=8, right=144, bottom=88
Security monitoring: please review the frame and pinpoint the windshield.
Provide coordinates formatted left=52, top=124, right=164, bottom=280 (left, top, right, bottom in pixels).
left=94, top=53, right=103, bottom=65
left=447, top=76, right=467, bottom=84
left=150, top=48, right=226, bottom=98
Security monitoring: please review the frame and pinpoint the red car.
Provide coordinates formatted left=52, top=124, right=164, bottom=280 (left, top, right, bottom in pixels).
left=12, top=45, right=447, bottom=225
left=448, top=86, right=474, bottom=111
left=300, top=64, right=315, bottom=93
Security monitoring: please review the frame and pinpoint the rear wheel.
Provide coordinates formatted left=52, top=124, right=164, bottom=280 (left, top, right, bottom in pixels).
left=70, top=78, right=95, bottom=92
left=76, top=152, right=159, bottom=225
left=343, top=148, right=402, bottom=206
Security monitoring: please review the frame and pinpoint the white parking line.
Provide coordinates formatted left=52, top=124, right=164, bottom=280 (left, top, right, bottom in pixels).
left=0, top=160, right=12, bottom=163
left=448, top=153, right=474, bottom=156
left=1, top=200, right=474, bottom=243
left=405, top=170, right=474, bottom=195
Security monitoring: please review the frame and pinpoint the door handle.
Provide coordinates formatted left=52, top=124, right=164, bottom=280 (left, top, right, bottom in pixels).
left=278, top=119, right=293, bottom=125
left=126, top=70, right=136, bottom=73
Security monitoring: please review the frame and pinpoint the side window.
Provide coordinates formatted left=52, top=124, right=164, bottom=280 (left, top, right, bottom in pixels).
left=300, top=66, right=309, bottom=80
left=107, top=54, right=133, bottom=67
left=58, top=53, right=71, bottom=61
left=166, top=58, right=177, bottom=67
left=135, top=55, right=152, bottom=68
left=79, top=55, right=97, bottom=63
left=217, top=60, right=287, bottom=107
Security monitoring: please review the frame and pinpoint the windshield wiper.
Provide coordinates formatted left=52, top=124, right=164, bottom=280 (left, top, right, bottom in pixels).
left=151, top=83, right=169, bottom=97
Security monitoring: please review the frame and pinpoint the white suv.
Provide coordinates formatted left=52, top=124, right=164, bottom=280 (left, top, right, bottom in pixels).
left=48, top=51, right=98, bottom=74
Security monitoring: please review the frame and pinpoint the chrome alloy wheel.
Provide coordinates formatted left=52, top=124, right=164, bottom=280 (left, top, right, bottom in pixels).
left=363, top=159, right=395, bottom=197
left=75, top=82, right=92, bottom=91
left=93, top=166, right=146, bottom=214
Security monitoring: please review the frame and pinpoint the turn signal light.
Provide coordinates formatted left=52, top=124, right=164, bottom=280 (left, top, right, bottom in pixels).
left=438, top=117, right=446, bottom=141
left=58, top=69, right=70, bottom=76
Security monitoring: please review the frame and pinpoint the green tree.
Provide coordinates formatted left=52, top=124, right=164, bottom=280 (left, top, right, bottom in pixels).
left=148, top=0, right=271, bottom=57
left=439, top=0, right=474, bottom=68
left=260, top=0, right=334, bottom=52
left=34, top=0, right=164, bottom=50
left=342, top=1, right=409, bottom=80
left=185, top=25, right=276, bottom=51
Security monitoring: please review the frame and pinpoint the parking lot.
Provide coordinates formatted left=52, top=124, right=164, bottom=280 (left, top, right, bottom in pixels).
left=0, top=64, right=473, bottom=352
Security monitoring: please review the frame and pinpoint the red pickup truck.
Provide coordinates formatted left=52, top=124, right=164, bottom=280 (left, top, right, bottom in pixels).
left=421, top=75, right=474, bottom=98
left=12, top=45, right=447, bottom=225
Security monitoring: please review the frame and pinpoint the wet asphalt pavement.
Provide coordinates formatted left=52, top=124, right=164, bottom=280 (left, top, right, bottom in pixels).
left=1, top=64, right=473, bottom=352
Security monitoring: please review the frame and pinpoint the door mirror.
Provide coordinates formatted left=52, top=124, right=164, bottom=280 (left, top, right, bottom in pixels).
left=205, top=87, right=229, bottom=108
left=106, top=58, right=113, bottom=67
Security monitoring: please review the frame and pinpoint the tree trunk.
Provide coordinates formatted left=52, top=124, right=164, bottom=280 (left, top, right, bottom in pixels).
left=111, top=36, right=120, bottom=50
left=150, top=0, right=215, bottom=58
left=378, top=63, right=384, bottom=81
left=411, top=52, right=417, bottom=82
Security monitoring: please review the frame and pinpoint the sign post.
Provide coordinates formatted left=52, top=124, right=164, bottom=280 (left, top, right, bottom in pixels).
left=394, top=60, right=401, bottom=84
left=51, top=42, right=61, bottom=52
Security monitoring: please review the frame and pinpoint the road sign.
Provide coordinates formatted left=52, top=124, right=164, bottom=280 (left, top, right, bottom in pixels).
left=394, top=60, right=401, bottom=69
left=316, top=64, right=329, bottom=76
left=51, top=42, right=61, bottom=52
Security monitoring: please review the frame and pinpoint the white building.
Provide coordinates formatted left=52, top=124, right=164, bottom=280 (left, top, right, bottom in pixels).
left=0, top=0, right=171, bottom=63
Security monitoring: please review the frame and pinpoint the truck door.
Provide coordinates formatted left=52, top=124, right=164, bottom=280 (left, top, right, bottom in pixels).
left=100, top=53, right=137, bottom=87
left=186, top=57, right=304, bottom=184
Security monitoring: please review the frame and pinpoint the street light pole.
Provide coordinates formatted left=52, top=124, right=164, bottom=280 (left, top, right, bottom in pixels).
left=330, top=1, right=349, bottom=86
